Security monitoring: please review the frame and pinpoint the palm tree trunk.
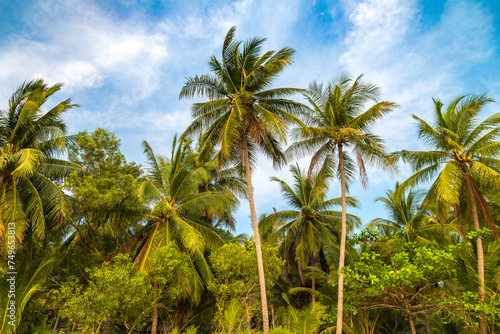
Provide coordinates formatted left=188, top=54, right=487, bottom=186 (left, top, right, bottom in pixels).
left=464, top=174, right=487, bottom=334
left=274, top=207, right=281, bottom=247
left=152, top=283, right=159, bottom=334
left=336, top=144, right=347, bottom=334
left=243, top=137, right=269, bottom=333
left=312, top=275, right=316, bottom=306
left=312, top=255, right=321, bottom=306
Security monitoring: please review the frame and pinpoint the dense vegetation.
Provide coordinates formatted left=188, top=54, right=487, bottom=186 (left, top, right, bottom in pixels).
left=1, top=27, right=499, bottom=334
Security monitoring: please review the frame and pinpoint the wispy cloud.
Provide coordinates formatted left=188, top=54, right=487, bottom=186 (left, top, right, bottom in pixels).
left=0, top=1, right=168, bottom=100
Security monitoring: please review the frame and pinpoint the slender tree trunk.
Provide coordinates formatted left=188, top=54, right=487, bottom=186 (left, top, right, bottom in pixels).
left=152, top=283, right=159, bottom=334
left=244, top=300, right=252, bottom=328
left=271, top=304, right=275, bottom=328
left=424, top=314, right=431, bottom=334
left=243, top=137, right=269, bottom=333
left=336, top=144, right=347, bottom=334
left=464, top=173, right=487, bottom=334
left=51, top=314, right=60, bottom=332
left=453, top=206, right=466, bottom=240
left=312, top=255, right=321, bottom=306
left=312, top=275, right=316, bottom=306
left=408, top=314, right=417, bottom=334
left=274, top=207, right=281, bottom=247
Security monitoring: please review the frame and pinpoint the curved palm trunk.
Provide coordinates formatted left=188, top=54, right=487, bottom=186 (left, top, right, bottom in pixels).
left=464, top=174, right=487, bottom=334
left=243, top=138, right=269, bottom=333
left=336, top=144, right=347, bottom=334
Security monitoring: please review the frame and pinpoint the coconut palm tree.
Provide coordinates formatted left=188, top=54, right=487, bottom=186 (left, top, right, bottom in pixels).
left=368, top=183, right=453, bottom=244
left=134, top=136, right=236, bottom=333
left=193, top=134, right=247, bottom=232
left=286, top=74, right=398, bottom=333
left=260, top=163, right=360, bottom=288
left=395, top=94, right=500, bottom=334
left=0, top=79, right=81, bottom=256
left=179, top=27, right=305, bottom=332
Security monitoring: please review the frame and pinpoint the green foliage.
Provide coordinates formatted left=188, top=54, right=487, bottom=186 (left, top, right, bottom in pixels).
left=3, top=56, right=500, bottom=334
left=146, top=245, right=194, bottom=308
left=0, top=257, right=56, bottom=333
left=182, top=325, right=198, bottom=334
left=54, top=254, right=153, bottom=333
left=339, top=242, right=456, bottom=317
left=395, top=94, right=500, bottom=237
left=64, top=128, right=145, bottom=255
left=0, top=79, right=80, bottom=254
left=368, top=182, right=451, bottom=244
left=439, top=290, right=500, bottom=329
left=286, top=73, right=398, bottom=187
left=68, top=128, right=140, bottom=176
left=214, top=299, right=250, bottom=334
left=180, top=26, right=303, bottom=165
left=280, top=302, right=327, bottom=334
left=268, top=327, right=292, bottom=334
left=208, top=240, right=283, bottom=305
left=135, top=136, right=236, bottom=303
left=466, top=228, right=492, bottom=240
left=260, top=164, right=360, bottom=281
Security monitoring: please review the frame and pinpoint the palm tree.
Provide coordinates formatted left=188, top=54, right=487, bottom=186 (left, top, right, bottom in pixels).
left=134, top=136, right=236, bottom=333
left=0, top=79, right=80, bottom=255
left=368, top=183, right=452, bottom=244
left=395, top=94, right=500, bottom=334
left=0, top=256, right=56, bottom=333
left=286, top=74, right=398, bottom=333
left=193, top=134, right=247, bottom=232
left=260, top=163, right=360, bottom=289
left=179, top=27, right=305, bottom=332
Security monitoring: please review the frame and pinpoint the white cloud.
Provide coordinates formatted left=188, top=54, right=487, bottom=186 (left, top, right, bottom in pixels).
left=0, top=1, right=168, bottom=99
left=338, top=0, right=496, bottom=153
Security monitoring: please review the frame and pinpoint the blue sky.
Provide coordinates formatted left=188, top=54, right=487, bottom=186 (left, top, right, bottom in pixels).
left=1, top=0, right=499, bottom=236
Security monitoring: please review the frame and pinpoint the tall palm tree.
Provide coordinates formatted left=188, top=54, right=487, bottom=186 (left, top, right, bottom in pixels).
left=0, top=79, right=80, bottom=255
left=395, top=95, right=500, bottom=334
left=134, top=136, right=236, bottom=333
left=179, top=27, right=305, bottom=332
left=286, top=74, right=398, bottom=333
left=260, top=163, right=359, bottom=287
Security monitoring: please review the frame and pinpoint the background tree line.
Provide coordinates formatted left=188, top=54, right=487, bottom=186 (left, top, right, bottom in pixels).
left=0, top=27, right=499, bottom=334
